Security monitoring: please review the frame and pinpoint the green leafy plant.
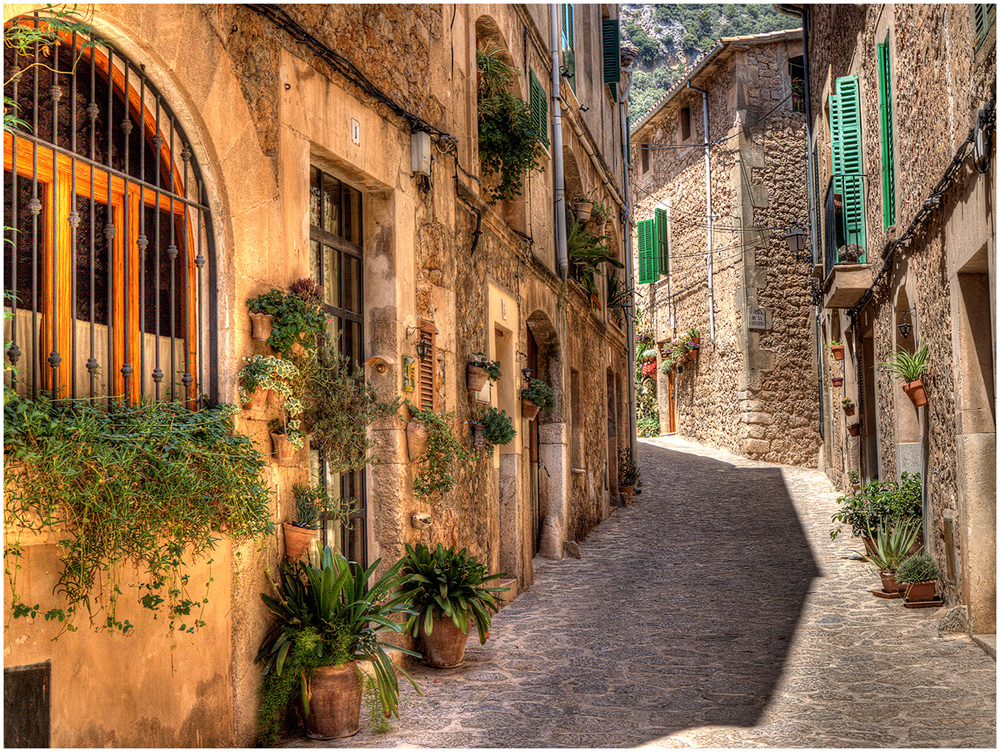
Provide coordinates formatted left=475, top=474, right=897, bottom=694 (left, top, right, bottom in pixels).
left=246, top=288, right=327, bottom=357
left=238, top=355, right=305, bottom=447
left=829, top=340, right=843, bottom=348
left=856, top=518, right=922, bottom=573
left=4, top=395, right=273, bottom=635
left=521, top=378, right=555, bottom=411
left=847, top=469, right=860, bottom=485
left=590, top=199, right=612, bottom=226
left=470, top=352, right=501, bottom=381
left=256, top=546, right=420, bottom=744
left=895, top=552, right=941, bottom=584
left=880, top=345, right=929, bottom=383
left=830, top=472, right=922, bottom=540
left=300, top=338, right=400, bottom=474
left=634, top=321, right=659, bottom=433
left=291, top=484, right=359, bottom=531
left=479, top=406, right=516, bottom=449
left=606, top=273, right=632, bottom=328
left=637, top=414, right=659, bottom=438
left=618, top=447, right=639, bottom=486
left=397, top=543, right=508, bottom=645
left=842, top=397, right=855, bottom=408
left=477, top=46, right=548, bottom=204
left=407, top=402, right=474, bottom=500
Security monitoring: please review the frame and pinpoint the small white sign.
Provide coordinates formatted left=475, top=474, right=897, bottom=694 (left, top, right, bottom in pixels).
left=351, top=118, right=361, bottom=146
left=748, top=306, right=767, bottom=331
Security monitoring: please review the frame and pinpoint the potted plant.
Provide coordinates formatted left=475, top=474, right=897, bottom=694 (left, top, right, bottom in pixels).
left=830, top=473, right=923, bottom=544
left=895, top=552, right=941, bottom=603
left=238, top=355, right=305, bottom=446
left=284, top=485, right=359, bottom=562
left=829, top=340, right=845, bottom=361
left=256, top=547, right=419, bottom=743
left=857, top=518, right=923, bottom=596
left=520, top=378, right=555, bottom=420
left=847, top=422, right=861, bottom=437
left=467, top=352, right=501, bottom=391
left=478, top=406, right=516, bottom=453
left=588, top=198, right=611, bottom=231
left=572, top=193, right=594, bottom=222
left=618, top=447, right=639, bottom=506
left=881, top=344, right=929, bottom=407
left=831, top=375, right=844, bottom=387
left=397, top=543, right=508, bottom=668
left=684, top=328, right=701, bottom=361
left=406, top=403, right=474, bottom=499
left=847, top=469, right=861, bottom=491
left=246, top=285, right=327, bottom=358
left=842, top=397, right=856, bottom=416
left=269, top=419, right=296, bottom=461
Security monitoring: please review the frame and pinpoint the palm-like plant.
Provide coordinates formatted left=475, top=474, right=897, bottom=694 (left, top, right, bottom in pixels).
left=397, top=543, right=508, bottom=645
left=857, top=518, right=922, bottom=573
left=880, top=344, right=929, bottom=383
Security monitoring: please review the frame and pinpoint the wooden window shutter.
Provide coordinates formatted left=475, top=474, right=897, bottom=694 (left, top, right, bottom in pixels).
left=829, top=75, right=866, bottom=258
left=417, top=319, right=436, bottom=411
left=626, top=115, right=632, bottom=165
left=603, top=18, right=620, bottom=102
left=975, top=4, right=996, bottom=48
left=877, top=41, right=896, bottom=229
left=561, top=4, right=576, bottom=93
left=637, top=218, right=659, bottom=284
left=529, top=69, right=547, bottom=141
left=654, top=207, right=669, bottom=277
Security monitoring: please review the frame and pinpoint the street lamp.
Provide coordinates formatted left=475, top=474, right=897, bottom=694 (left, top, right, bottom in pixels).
left=784, top=224, right=809, bottom=263
left=897, top=307, right=915, bottom=340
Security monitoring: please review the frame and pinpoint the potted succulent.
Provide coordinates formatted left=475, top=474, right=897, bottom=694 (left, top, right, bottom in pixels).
left=842, top=397, right=856, bottom=416
left=618, top=447, right=639, bottom=506
left=520, top=378, right=555, bottom=420
left=247, top=284, right=327, bottom=358
left=847, top=469, right=861, bottom=492
left=881, top=345, right=929, bottom=407
left=572, top=193, right=594, bottom=222
left=896, top=552, right=941, bottom=603
left=857, top=519, right=923, bottom=597
left=478, top=405, right=516, bottom=453
left=269, top=419, right=297, bottom=461
left=829, top=340, right=845, bottom=361
left=397, top=543, right=508, bottom=668
left=256, top=547, right=419, bottom=743
left=467, top=352, right=501, bottom=391
left=284, top=485, right=359, bottom=562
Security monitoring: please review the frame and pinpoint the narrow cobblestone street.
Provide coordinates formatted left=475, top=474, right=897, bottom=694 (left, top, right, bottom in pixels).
left=290, top=437, right=996, bottom=749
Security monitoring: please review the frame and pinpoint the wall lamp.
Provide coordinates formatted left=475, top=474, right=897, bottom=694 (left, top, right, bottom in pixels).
left=784, top=223, right=809, bottom=263
left=405, top=326, right=433, bottom=362
left=897, top=307, right=915, bottom=340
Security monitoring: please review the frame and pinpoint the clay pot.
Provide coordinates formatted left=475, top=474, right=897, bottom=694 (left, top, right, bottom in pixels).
left=471, top=421, right=486, bottom=449
left=879, top=571, right=905, bottom=594
left=467, top=364, right=489, bottom=391
left=271, top=432, right=294, bottom=461
left=573, top=201, right=594, bottom=222
left=304, top=662, right=363, bottom=740
left=521, top=399, right=540, bottom=421
left=419, top=615, right=471, bottom=668
left=620, top=485, right=635, bottom=506
left=843, top=404, right=856, bottom=416
left=831, top=376, right=844, bottom=387
left=283, top=522, right=318, bottom=561
left=407, top=421, right=428, bottom=460
left=831, top=344, right=845, bottom=361
left=902, top=379, right=928, bottom=407
left=249, top=311, right=274, bottom=341
left=903, top=580, right=936, bottom=603
left=847, top=423, right=861, bottom=437
left=242, top=387, right=271, bottom=412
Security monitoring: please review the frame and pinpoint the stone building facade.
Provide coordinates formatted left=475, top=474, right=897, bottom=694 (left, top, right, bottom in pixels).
left=630, top=29, right=821, bottom=467
left=2, top=3, right=633, bottom=745
left=803, top=3, right=995, bottom=640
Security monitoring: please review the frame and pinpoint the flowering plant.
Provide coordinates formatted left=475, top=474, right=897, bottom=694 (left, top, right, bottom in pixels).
left=641, top=361, right=657, bottom=377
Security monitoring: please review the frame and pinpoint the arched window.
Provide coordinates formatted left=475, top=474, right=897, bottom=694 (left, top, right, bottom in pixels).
left=4, top=16, right=214, bottom=404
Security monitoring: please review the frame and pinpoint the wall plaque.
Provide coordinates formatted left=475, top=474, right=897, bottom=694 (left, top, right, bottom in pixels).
left=748, top=306, right=767, bottom=331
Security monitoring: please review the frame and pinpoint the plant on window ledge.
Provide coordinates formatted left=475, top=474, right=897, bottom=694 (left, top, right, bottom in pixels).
left=476, top=46, right=549, bottom=204
left=406, top=402, right=474, bottom=500
left=247, top=287, right=327, bottom=358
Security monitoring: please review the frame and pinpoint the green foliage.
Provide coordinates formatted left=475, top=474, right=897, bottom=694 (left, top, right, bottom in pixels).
left=521, top=378, right=555, bottom=411
left=256, top=546, right=420, bottom=741
left=659, top=333, right=699, bottom=373
left=830, top=472, right=922, bottom=540
left=238, top=354, right=305, bottom=447
left=857, top=518, right=923, bottom=573
left=880, top=345, right=929, bottom=384
left=246, top=288, right=326, bottom=358
left=618, top=447, right=639, bottom=486
left=292, top=484, right=358, bottom=531
left=300, top=338, right=401, bottom=474
left=479, top=406, right=516, bottom=449
left=896, top=552, right=941, bottom=584
left=256, top=627, right=333, bottom=746
left=4, top=395, right=273, bottom=635
left=397, top=543, right=507, bottom=645
left=634, top=321, right=659, bottom=434
left=363, top=672, right=392, bottom=734
left=476, top=46, right=548, bottom=204
left=470, top=352, right=501, bottom=381
left=637, top=414, right=659, bottom=438
left=407, top=403, right=474, bottom=500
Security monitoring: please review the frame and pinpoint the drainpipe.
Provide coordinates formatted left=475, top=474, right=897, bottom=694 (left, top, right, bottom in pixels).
left=551, top=4, right=568, bottom=280
left=688, top=81, right=715, bottom=344
left=620, top=64, right=637, bottom=457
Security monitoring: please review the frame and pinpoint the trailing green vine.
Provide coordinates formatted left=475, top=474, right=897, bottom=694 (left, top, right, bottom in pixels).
left=4, top=395, right=274, bottom=635
left=407, top=403, right=474, bottom=500
left=238, top=354, right=305, bottom=447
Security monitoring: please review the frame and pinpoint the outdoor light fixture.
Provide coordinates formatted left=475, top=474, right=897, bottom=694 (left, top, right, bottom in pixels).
left=784, top=223, right=808, bottom=263
left=897, top=308, right=915, bottom=340
left=405, top=326, right=432, bottom=362
left=521, top=366, right=534, bottom=381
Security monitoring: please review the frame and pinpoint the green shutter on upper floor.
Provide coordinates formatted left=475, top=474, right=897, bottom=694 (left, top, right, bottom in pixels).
left=603, top=18, right=621, bottom=103
left=561, top=4, right=576, bottom=94
left=974, top=4, right=996, bottom=49
left=637, top=218, right=658, bottom=284
left=877, top=40, right=896, bottom=230
left=654, top=207, right=669, bottom=278
left=829, top=74, right=866, bottom=260
left=529, top=69, right=548, bottom=141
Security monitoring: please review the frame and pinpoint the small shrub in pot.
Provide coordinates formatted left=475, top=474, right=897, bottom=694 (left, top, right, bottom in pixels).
left=895, top=552, right=941, bottom=602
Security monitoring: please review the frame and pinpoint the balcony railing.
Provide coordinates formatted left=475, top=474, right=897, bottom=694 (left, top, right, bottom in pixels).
left=823, top=174, right=868, bottom=276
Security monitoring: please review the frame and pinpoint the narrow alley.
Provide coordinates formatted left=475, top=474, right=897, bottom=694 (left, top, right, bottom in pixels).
left=291, top=437, right=996, bottom=749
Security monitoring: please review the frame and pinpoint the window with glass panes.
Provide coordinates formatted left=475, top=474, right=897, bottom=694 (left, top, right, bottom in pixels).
left=308, top=165, right=367, bottom=565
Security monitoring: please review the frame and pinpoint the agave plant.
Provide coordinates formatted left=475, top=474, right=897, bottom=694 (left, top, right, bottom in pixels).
left=857, top=518, right=922, bottom=573
left=397, top=543, right=508, bottom=645
left=880, top=344, right=929, bottom=383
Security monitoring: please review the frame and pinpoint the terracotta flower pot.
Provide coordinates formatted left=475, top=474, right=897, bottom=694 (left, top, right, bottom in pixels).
left=283, top=522, right=318, bottom=561
left=467, top=364, right=489, bottom=391
left=573, top=201, right=594, bottom=222
left=471, top=421, right=486, bottom=448
left=304, top=662, right=363, bottom=740
left=843, top=404, right=855, bottom=416
left=419, top=615, right=471, bottom=668
left=902, top=379, right=928, bottom=407
left=243, top=387, right=271, bottom=411
left=271, top=432, right=294, bottom=461
left=249, top=311, right=274, bottom=341
left=521, top=399, right=540, bottom=421
left=407, top=421, right=428, bottom=460
left=620, top=485, right=635, bottom=506
left=879, top=571, right=905, bottom=594
left=831, top=376, right=844, bottom=387
left=903, top=580, right=936, bottom=603
left=831, top=344, right=845, bottom=361
left=847, top=423, right=861, bottom=437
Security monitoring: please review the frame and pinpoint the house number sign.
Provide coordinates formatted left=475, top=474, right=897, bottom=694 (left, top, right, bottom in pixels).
left=748, top=306, right=767, bottom=331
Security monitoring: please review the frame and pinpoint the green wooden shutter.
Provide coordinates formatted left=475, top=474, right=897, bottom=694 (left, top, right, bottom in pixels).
left=654, top=207, right=669, bottom=278
left=877, top=41, right=895, bottom=229
left=975, top=4, right=996, bottom=48
left=626, top=115, right=632, bottom=165
left=561, top=4, right=576, bottom=94
left=603, top=18, right=621, bottom=101
left=637, top=218, right=659, bottom=284
left=529, top=69, right=548, bottom=141
left=829, top=75, right=866, bottom=259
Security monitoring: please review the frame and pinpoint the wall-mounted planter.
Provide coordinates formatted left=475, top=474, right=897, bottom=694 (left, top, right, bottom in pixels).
left=843, top=404, right=855, bottom=416
left=249, top=311, right=274, bottom=342
left=467, top=365, right=489, bottom=392
left=573, top=201, right=594, bottom=222
left=282, top=522, right=318, bottom=562
left=902, top=379, right=928, bottom=407
left=847, top=423, right=861, bottom=437
left=521, top=399, right=540, bottom=421
left=406, top=421, right=428, bottom=460
left=271, top=432, right=294, bottom=461
left=831, top=376, right=844, bottom=387
left=831, top=344, right=845, bottom=361
left=471, top=421, right=485, bottom=448
left=243, top=387, right=272, bottom=412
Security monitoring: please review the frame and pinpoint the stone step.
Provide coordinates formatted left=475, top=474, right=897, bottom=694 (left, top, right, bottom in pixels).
left=972, top=633, right=996, bottom=661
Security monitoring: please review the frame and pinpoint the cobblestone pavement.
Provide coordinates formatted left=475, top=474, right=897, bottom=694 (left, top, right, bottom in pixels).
left=288, top=436, right=996, bottom=748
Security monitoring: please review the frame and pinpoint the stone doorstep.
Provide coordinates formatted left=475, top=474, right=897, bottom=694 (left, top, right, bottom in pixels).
left=971, top=633, right=996, bottom=661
